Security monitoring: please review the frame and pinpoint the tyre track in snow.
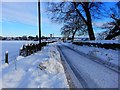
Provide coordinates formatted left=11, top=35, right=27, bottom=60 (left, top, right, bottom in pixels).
left=57, top=44, right=119, bottom=88
left=58, top=45, right=98, bottom=88
left=64, top=45, right=120, bottom=73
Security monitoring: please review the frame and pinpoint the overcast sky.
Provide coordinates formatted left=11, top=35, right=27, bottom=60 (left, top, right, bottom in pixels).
left=1, top=1, right=117, bottom=37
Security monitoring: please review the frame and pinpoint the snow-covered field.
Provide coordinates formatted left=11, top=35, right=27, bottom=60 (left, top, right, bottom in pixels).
left=0, top=41, right=39, bottom=64
left=64, top=43, right=119, bottom=66
left=1, top=43, right=69, bottom=88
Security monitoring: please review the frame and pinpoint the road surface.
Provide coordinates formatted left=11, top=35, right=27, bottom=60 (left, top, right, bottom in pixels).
left=58, top=44, right=119, bottom=88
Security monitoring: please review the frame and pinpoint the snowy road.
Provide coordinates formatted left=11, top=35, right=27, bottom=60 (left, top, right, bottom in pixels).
left=58, top=44, right=119, bottom=88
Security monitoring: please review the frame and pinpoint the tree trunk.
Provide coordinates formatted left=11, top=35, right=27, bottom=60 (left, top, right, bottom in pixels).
left=105, top=31, right=120, bottom=40
left=71, top=29, right=77, bottom=42
left=105, top=25, right=120, bottom=40
left=74, top=2, right=95, bottom=40
left=85, top=7, right=95, bottom=40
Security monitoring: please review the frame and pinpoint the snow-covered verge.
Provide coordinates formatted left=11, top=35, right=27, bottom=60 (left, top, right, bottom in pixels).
left=1, top=43, right=69, bottom=88
left=83, top=40, right=120, bottom=44
left=63, top=43, right=119, bottom=66
left=74, top=40, right=120, bottom=44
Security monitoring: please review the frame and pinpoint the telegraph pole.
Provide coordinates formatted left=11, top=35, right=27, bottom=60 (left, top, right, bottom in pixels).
left=38, top=0, right=41, bottom=50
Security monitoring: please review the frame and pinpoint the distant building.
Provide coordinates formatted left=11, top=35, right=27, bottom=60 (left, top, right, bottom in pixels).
left=50, top=34, right=52, bottom=38
left=0, top=36, right=2, bottom=40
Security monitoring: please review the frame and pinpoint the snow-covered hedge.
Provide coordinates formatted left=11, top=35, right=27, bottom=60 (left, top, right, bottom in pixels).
left=20, top=42, right=47, bottom=57
left=20, top=41, right=57, bottom=57
left=73, top=41, right=120, bottom=50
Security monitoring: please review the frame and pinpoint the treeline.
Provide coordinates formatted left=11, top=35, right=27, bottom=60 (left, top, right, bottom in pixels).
left=0, top=35, right=48, bottom=41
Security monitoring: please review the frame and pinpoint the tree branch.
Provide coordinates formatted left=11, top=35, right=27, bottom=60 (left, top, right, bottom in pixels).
left=72, top=2, right=88, bottom=25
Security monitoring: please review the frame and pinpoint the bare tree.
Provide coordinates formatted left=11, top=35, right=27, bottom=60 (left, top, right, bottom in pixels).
left=61, top=24, right=72, bottom=39
left=46, top=2, right=104, bottom=40
left=61, top=15, right=87, bottom=42
left=101, top=1, right=120, bottom=40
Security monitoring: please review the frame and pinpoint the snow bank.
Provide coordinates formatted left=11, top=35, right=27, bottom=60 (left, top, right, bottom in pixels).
left=64, top=43, right=119, bottom=66
left=16, top=56, right=24, bottom=61
left=1, top=43, right=69, bottom=88
left=39, top=59, right=63, bottom=75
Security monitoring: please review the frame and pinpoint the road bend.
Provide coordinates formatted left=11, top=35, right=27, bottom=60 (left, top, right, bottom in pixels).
left=57, top=45, right=119, bottom=88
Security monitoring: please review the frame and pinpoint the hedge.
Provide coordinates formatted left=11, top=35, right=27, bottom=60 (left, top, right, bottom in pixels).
left=73, top=42, right=120, bottom=50
left=20, top=41, right=56, bottom=57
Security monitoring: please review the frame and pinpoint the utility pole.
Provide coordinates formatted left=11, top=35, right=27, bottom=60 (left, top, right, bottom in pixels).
left=38, top=0, right=41, bottom=50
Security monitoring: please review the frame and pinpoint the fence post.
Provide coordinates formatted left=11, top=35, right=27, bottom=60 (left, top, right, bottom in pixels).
left=26, top=44, right=28, bottom=56
left=5, top=51, right=9, bottom=64
left=19, top=48, right=22, bottom=56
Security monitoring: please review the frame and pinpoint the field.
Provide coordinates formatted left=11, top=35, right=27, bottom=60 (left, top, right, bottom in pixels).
left=0, top=41, right=38, bottom=64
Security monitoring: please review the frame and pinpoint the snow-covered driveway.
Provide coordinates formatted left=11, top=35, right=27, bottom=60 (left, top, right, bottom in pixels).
left=58, top=44, right=119, bottom=88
